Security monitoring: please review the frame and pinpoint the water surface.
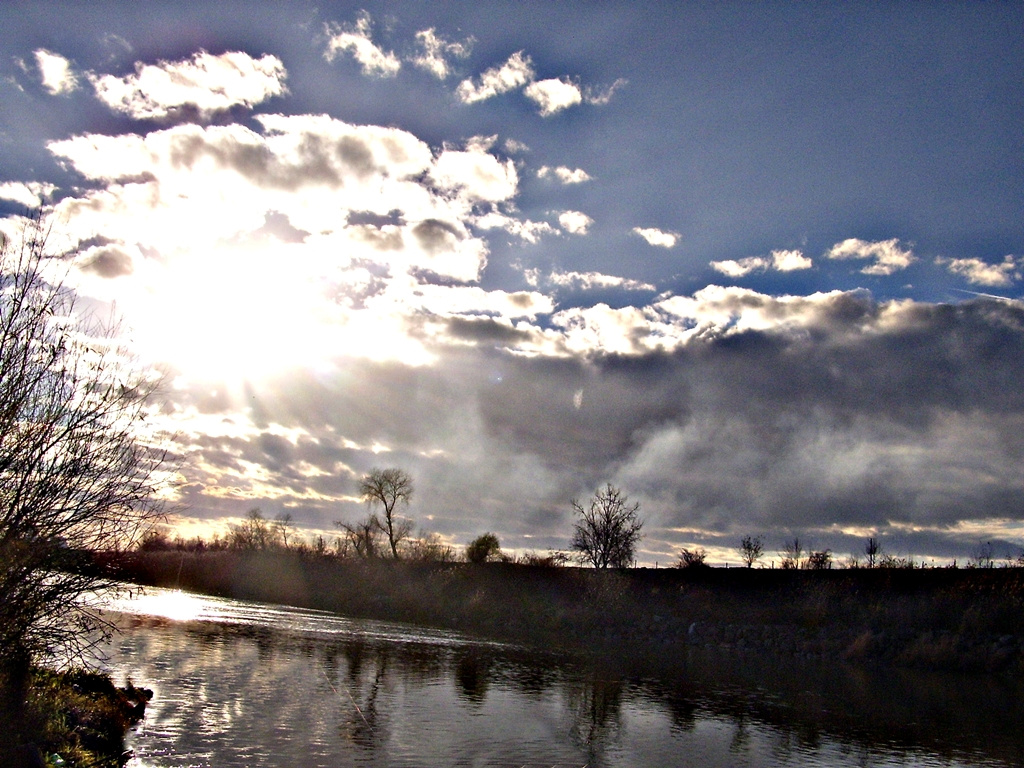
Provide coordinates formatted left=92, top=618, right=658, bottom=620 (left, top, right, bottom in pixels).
left=95, top=586, right=1023, bottom=767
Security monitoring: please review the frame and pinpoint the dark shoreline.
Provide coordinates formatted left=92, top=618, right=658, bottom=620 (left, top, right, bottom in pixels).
left=97, top=550, right=1024, bottom=675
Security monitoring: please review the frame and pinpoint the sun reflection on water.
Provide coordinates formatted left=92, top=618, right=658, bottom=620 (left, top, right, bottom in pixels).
left=110, top=588, right=208, bottom=623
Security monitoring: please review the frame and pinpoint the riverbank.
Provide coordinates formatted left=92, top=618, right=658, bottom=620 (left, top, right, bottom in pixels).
left=9, top=667, right=151, bottom=768
left=98, top=550, right=1024, bottom=674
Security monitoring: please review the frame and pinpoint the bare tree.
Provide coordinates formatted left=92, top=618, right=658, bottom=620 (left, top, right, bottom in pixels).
left=228, top=508, right=272, bottom=550
left=571, top=484, right=643, bottom=569
left=335, top=514, right=385, bottom=559
left=405, top=531, right=457, bottom=563
left=273, top=511, right=294, bottom=549
left=359, top=467, right=414, bottom=559
left=738, top=535, right=764, bottom=568
left=0, top=218, right=167, bottom=740
left=864, top=536, right=881, bottom=568
left=779, top=538, right=803, bottom=569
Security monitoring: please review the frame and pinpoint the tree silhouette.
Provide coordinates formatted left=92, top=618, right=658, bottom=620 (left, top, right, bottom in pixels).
left=738, top=535, right=764, bottom=568
left=359, top=467, right=413, bottom=559
left=466, top=532, right=502, bottom=563
left=0, top=218, right=167, bottom=743
left=570, top=484, right=643, bottom=569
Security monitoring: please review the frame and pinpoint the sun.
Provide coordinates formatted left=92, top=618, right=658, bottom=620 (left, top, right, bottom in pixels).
left=123, top=240, right=347, bottom=382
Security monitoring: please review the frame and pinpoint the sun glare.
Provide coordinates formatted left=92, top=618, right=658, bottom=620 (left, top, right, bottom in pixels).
left=124, top=241, right=346, bottom=381
left=134, top=589, right=206, bottom=622
left=113, top=239, right=434, bottom=381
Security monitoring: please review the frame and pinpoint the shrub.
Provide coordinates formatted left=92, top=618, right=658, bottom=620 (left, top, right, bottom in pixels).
left=677, top=548, right=708, bottom=568
left=466, top=533, right=502, bottom=563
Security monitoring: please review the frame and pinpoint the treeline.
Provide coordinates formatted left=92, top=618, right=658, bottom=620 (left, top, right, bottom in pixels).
left=103, top=548, right=1024, bottom=674
left=143, top=511, right=1021, bottom=573
left=138, top=508, right=569, bottom=566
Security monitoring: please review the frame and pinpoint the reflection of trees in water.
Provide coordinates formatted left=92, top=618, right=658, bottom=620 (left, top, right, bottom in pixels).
left=132, top=613, right=1024, bottom=768
left=728, top=712, right=750, bottom=756
left=454, top=649, right=492, bottom=703
left=565, top=673, right=624, bottom=765
left=505, top=658, right=559, bottom=696
left=323, top=639, right=390, bottom=753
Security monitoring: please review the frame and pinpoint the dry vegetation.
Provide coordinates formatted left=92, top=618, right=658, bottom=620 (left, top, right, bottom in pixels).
left=102, top=548, right=1024, bottom=674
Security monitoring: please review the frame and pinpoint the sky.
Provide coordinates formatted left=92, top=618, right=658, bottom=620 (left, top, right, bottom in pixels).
left=2, top=1, right=1024, bottom=566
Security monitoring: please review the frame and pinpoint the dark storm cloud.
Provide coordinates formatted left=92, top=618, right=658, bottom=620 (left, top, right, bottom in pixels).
left=162, top=292, right=1024, bottom=558
left=614, top=297, right=1024, bottom=540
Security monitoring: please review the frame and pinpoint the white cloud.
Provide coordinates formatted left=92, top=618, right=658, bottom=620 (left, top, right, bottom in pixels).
left=939, top=255, right=1022, bottom=287
left=633, top=226, right=679, bottom=248
left=0, top=181, right=56, bottom=208
left=324, top=13, right=401, bottom=77
left=89, top=50, right=287, bottom=120
left=553, top=303, right=655, bottom=356
left=34, top=49, right=78, bottom=95
left=544, top=269, right=655, bottom=292
left=712, top=249, right=812, bottom=277
left=412, top=282, right=553, bottom=321
left=545, top=285, right=876, bottom=357
left=504, top=138, right=530, bottom=154
left=474, top=212, right=556, bottom=244
left=772, top=248, right=812, bottom=271
left=524, top=77, right=582, bottom=116
left=826, top=237, right=915, bottom=275
left=559, top=210, right=593, bottom=235
left=655, top=285, right=861, bottom=341
left=456, top=51, right=534, bottom=104
left=584, top=78, right=628, bottom=106
left=537, top=165, right=591, bottom=184
left=411, top=28, right=472, bottom=79
left=45, top=115, right=494, bottom=281
left=453, top=50, right=621, bottom=116
left=711, top=257, right=767, bottom=278
left=432, top=145, right=518, bottom=203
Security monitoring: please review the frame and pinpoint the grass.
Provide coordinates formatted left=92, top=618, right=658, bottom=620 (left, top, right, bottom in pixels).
left=16, top=667, right=151, bottom=768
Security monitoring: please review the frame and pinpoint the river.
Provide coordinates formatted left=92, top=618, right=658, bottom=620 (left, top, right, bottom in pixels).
left=93, top=585, right=1023, bottom=767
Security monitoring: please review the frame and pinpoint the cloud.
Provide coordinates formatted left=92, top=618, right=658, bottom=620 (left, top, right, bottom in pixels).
left=89, top=50, right=287, bottom=120
left=411, top=28, right=472, bottom=79
left=431, top=143, right=518, bottom=203
left=537, top=166, right=591, bottom=184
left=939, top=255, right=1022, bottom=287
left=503, top=138, right=529, bottom=154
left=826, top=237, right=915, bottom=276
left=34, top=49, right=79, bottom=95
left=456, top=51, right=534, bottom=104
left=78, top=245, right=134, bottom=278
left=524, top=78, right=582, bottom=116
left=711, top=249, right=812, bottom=277
left=772, top=249, right=813, bottom=271
left=558, top=210, right=593, bottom=235
left=712, top=258, right=764, bottom=278
left=0, top=181, right=56, bottom=208
left=42, top=116, right=514, bottom=371
left=528, top=289, right=1024, bottom=555
left=533, top=269, right=656, bottom=293
left=474, top=212, right=557, bottom=244
left=633, top=227, right=679, bottom=248
left=454, top=51, right=621, bottom=116
left=324, top=13, right=401, bottom=77
left=584, top=78, right=628, bottom=106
